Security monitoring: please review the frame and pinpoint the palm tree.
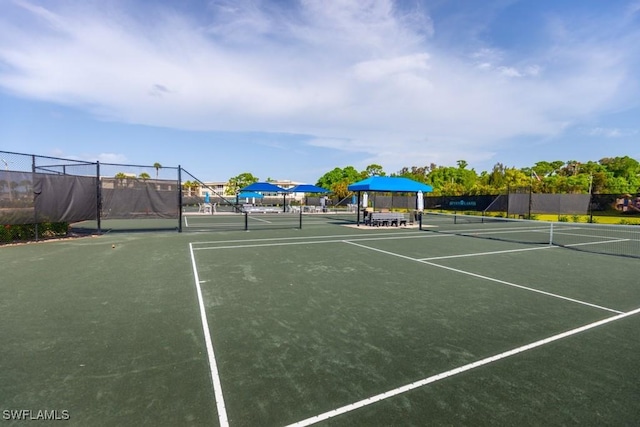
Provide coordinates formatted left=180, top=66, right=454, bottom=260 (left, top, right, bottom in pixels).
left=183, top=180, right=197, bottom=196
left=115, top=172, right=128, bottom=188
left=153, top=162, right=162, bottom=180
left=139, top=172, right=151, bottom=181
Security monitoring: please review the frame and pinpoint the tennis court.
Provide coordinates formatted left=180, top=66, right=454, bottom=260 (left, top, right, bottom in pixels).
left=2, top=214, right=639, bottom=426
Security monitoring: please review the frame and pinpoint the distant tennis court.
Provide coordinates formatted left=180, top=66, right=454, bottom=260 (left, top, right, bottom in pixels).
left=2, top=215, right=639, bottom=426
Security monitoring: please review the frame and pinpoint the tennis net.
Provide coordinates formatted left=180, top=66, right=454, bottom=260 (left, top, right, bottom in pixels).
left=422, top=212, right=640, bottom=259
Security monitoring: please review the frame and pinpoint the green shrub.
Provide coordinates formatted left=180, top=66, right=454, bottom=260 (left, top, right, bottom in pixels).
left=0, top=222, right=69, bottom=244
left=558, top=215, right=569, bottom=222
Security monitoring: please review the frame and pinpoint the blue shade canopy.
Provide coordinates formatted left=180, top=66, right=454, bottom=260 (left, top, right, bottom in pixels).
left=240, top=182, right=286, bottom=193
left=288, top=184, right=330, bottom=193
left=238, top=191, right=264, bottom=199
left=348, top=176, right=433, bottom=193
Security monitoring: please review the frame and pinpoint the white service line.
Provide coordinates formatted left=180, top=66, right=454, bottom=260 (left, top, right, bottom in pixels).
left=193, top=239, right=343, bottom=251
left=190, top=230, right=428, bottom=246
left=191, top=233, right=448, bottom=251
left=564, top=238, right=631, bottom=247
left=421, top=245, right=558, bottom=260
left=286, top=306, right=640, bottom=427
left=248, top=216, right=272, bottom=223
left=188, top=243, right=229, bottom=427
left=344, top=240, right=623, bottom=314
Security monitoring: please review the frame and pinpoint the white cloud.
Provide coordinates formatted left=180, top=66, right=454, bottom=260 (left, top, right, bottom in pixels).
left=0, top=0, right=639, bottom=172
left=93, top=153, right=129, bottom=163
left=584, top=127, right=637, bottom=138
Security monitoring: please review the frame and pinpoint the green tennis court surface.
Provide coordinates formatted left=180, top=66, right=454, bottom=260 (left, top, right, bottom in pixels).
left=2, top=217, right=639, bottom=426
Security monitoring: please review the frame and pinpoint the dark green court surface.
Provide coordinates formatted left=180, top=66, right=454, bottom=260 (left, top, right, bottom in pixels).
left=2, top=215, right=639, bottom=426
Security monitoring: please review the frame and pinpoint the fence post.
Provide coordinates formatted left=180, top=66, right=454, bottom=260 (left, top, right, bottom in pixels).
left=32, top=155, right=38, bottom=241
left=178, top=165, right=183, bottom=233
left=96, top=161, right=102, bottom=235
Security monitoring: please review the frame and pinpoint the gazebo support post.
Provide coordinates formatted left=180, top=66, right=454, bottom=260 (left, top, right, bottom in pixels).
left=356, top=191, right=361, bottom=226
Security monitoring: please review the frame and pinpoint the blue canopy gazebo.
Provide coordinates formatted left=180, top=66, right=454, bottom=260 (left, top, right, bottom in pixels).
left=288, top=184, right=331, bottom=212
left=239, top=182, right=288, bottom=212
left=347, top=176, right=433, bottom=225
left=237, top=191, right=264, bottom=205
left=288, top=184, right=330, bottom=194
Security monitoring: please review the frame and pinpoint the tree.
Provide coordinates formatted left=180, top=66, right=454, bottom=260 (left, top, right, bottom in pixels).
left=114, top=172, right=128, bottom=188
left=362, top=164, right=386, bottom=178
left=139, top=172, right=151, bottom=181
left=226, top=172, right=259, bottom=195
left=425, top=162, right=478, bottom=195
left=182, top=180, right=200, bottom=196
left=396, top=165, right=431, bottom=183
left=315, top=166, right=362, bottom=200
left=153, top=162, right=162, bottom=180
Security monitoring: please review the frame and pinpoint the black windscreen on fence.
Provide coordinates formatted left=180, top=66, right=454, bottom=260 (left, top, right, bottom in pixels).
left=100, top=179, right=179, bottom=220
left=1, top=151, right=182, bottom=237
left=0, top=171, right=36, bottom=225
left=35, top=174, right=97, bottom=224
left=424, top=195, right=500, bottom=211
left=508, top=194, right=591, bottom=216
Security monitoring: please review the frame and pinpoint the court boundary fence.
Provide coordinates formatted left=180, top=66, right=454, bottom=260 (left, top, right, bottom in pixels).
left=3, top=150, right=637, bottom=242
left=1, top=150, right=182, bottom=239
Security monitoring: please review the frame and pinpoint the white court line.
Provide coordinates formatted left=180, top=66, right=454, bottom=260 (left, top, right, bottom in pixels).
left=191, top=232, right=438, bottom=249
left=449, top=227, right=551, bottom=237
left=188, top=243, right=229, bottom=427
left=193, top=239, right=343, bottom=251
left=564, top=238, right=631, bottom=247
left=248, top=216, right=272, bottom=224
left=190, top=230, right=427, bottom=246
left=287, top=306, right=640, bottom=427
left=421, top=245, right=558, bottom=260
left=184, top=215, right=189, bottom=227
left=344, top=240, right=623, bottom=314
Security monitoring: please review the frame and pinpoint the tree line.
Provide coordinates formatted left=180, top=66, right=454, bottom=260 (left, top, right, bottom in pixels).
left=315, top=156, right=640, bottom=200
left=184, top=156, right=639, bottom=200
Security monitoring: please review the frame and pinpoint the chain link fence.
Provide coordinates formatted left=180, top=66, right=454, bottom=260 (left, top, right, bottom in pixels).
left=1, top=151, right=181, bottom=242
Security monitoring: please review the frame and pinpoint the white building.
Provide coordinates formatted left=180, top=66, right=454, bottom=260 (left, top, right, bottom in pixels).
left=187, top=179, right=307, bottom=202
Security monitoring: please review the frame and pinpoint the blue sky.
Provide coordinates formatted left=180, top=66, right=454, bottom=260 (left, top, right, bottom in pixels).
left=1, top=0, right=639, bottom=183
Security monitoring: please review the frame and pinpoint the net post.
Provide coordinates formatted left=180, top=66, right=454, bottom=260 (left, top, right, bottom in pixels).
left=244, top=211, right=248, bottom=231
left=356, top=191, right=361, bottom=226
left=299, top=206, right=303, bottom=229
left=418, top=211, right=422, bottom=230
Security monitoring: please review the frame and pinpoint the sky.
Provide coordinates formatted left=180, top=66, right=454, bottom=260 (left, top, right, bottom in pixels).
left=1, top=0, right=639, bottom=184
